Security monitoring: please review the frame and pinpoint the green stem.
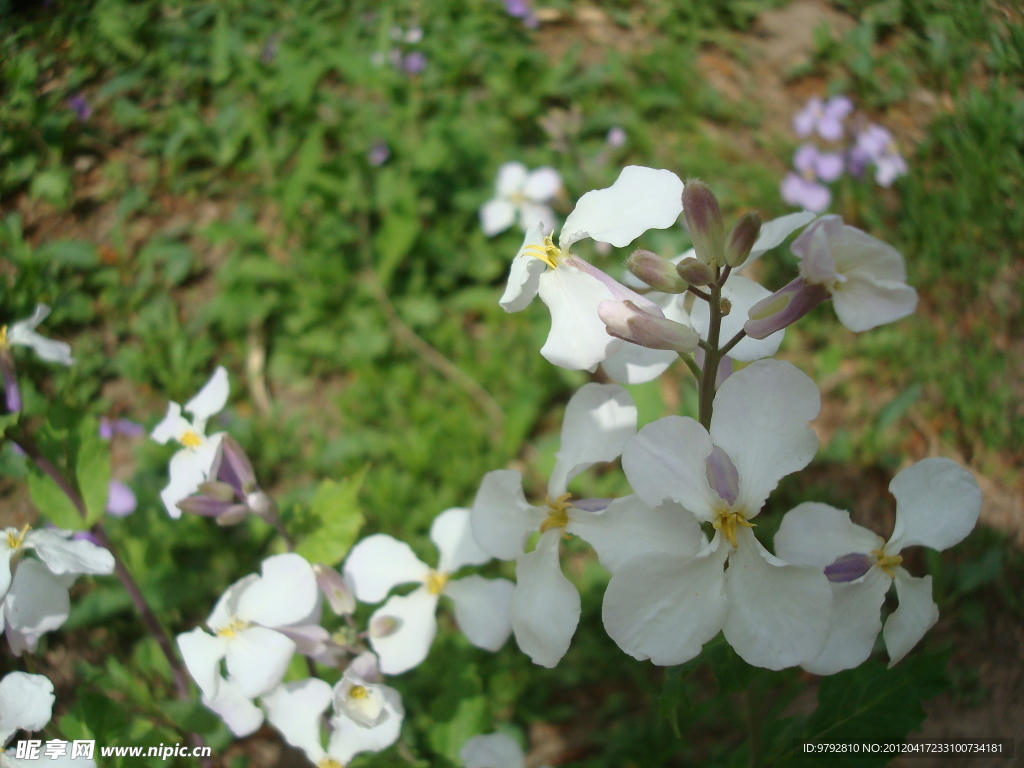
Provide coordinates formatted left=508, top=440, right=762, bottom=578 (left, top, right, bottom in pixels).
left=720, top=328, right=747, bottom=358
left=681, top=353, right=702, bottom=382
left=744, top=687, right=763, bottom=768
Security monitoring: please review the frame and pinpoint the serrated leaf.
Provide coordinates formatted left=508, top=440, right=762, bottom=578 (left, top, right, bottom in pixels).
left=294, top=467, right=367, bottom=566
left=28, top=470, right=86, bottom=530
left=77, top=416, right=111, bottom=526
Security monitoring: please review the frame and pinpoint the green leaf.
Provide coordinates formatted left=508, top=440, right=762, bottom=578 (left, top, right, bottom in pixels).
left=28, top=470, right=86, bottom=530
left=294, top=467, right=367, bottom=566
left=0, top=411, right=20, bottom=437
left=210, top=9, right=232, bottom=85
left=76, top=416, right=111, bottom=526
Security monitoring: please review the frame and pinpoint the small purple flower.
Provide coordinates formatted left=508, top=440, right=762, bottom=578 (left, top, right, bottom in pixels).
left=606, top=126, right=627, bottom=148
left=504, top=0, right=539, bottom=27
left=106, top=480, right=137, bottom=518
left=850, top=124, right=907, bottom=187
left=99, top=417, right=146, bottom=440
left=68, top=93, right=92, bottom=122
left=402, top=51, right=427, bottom=75
left=780, top=144, right=844, bottom=213
left=793, top=95, right=853, bottom=141
left=781, top=173, right=830, bottom=213
left=368, top=141, right=390, bottom=167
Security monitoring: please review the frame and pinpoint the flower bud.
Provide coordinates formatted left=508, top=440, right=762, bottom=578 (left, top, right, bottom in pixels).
left=626, top=249, right=688, bottom=293
left=198, top=480, right=235, bottom=503
left=683, top=181, right=725, bottom=266
left=598, top=300, right=699, bottom=354
left=370, top=615, right=403, bottom=639
left=743, top=277, right=830, bottom=339
left=214, top=504, right=251, bottom=526
left=824, top=552, right=874, bottom=583
left=315, top=564, right=356, bottom=616
left=676, top=257, right=715, bottom=286
left=719, top=297, right=732, bottom=316
left=724, top=212, right=762, bottom=268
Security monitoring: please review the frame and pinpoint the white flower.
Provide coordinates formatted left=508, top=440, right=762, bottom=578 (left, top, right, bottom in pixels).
left=263, top=677, right=404, bottom=767
left=500, top=166, right=684, bottom=371
left=471, top=383, right=702, bottom=668
left=791, top=215, right=917, bottom=332
left=460, top=733, right=534, bottom=768
left=344, top=508, right=514, bottom=675
left=774, top=458, right=981, bottom=674
left=603, top=359, right=831, bottom=670
left=177, top=553, right=319, bottom=736
left=151, top=366, right=229, bottom=517
left=0, top=526, right=114, bottom=655
left=480, top=162, right=562, bottom=236
left=1, top=305, right=74, bottom=366
left=0, top=672, right=96, bottom=767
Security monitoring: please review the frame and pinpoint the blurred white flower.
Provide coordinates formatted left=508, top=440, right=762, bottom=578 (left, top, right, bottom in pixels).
left=1, top=304, right=74, bottom=366
left=0, top=671, right=97, bottom=766
left=480, top=162, right=562, bottom=237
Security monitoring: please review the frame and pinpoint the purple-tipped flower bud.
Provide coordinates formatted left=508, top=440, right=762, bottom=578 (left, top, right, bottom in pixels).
left=626, top=249, right=688, bottom=293
left=704, top=446, right=740, bottom=506
left=743, top=277, right=830, bottom=339
left=824, top=552, right=875, bottom=583
left=598, top=300, right=699, bottom=353
left=176, top=495, right=237, bottom=518
left=217, top=436, right=257, bottom=495
left=315, top=564, right=357, bottom=616
left=676, top=257, right=716, bottom=286
left=0, top=348, right=21, bottom=413
left=683, top=181, right=725, bottom=266
left=370, top=615, right=402, bottom=639
left=724, top=212, right=762, bottom=268
left=198, top=480, right=236, bottom=503
left=215, top=504, right=252, bottom=526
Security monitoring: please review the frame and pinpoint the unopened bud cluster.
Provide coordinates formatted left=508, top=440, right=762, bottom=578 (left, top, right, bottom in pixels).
left=682, top=181, right=761, bottom=268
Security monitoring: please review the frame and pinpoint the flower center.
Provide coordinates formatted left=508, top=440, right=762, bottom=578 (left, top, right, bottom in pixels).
left=872, top=548, right=903, bottom=579
left=5, top=523, right=30, bottom=551
left=215, top=618, right=252, bottom=638
left=521, top=233, right=561, bottom=270
left=179, top=429, right=203, bottom=449
left=348, top=684, right=368, bottom=700
left=318, top=760, right=345, bottom=768
left=539, top=492, right=573, bottom=535
left=712, top=507, right=754, bottom=549
left=425, top=569, right=448, bottom=596
left=0, top=325, right=7, bottom=349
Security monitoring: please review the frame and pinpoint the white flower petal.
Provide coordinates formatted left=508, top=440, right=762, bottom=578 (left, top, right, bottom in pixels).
left=177, top=627, right=228, bottom=698
left=26, top=529, right=114, bottom=576
left=511, top=529, right=580, bottom=668
left=722, top=528, right=831, bottom=670
left=184, top=366, right=229, bottom=422
left=480, top=199, right=518, bottom=237
left=431, top=508, right=491, bottom=573
left=602, top=539, right=729, bottom=666
left=883, top=568, right=938, bottom=667
left=828, top=219, right=908, bottom=283
left=517, top=202, right=556, bottom=233
left=774, top=502, right=884, bottom=568
left=831, top=276, right=918, bottom=332
left=495, top=162, right=528, bottom=197
left=470, top=470, right=544, bottom=560
left=344, top=535, right=431, bottom=603
left=710, top=359, right=819, bottom=516
left=225, top=626, right=296, bottom=699
left=0, top=671, right=54, bottom=745
left=262, top=678, right=332, bottom=764
left=460, top=733, right=526, bottom=768
left=150, top=402, right=190, bottom=445
left=333, top=673, right=389, bottom=728
left=328, top=686, right=404, bottom=763
left=444, top=575, right=514, bottom=651
left=537, top=263, right=619, bottom=371
left=5, top=559, right=70, bottom=638
left=887, top=458, right=981, bottom=553
left=549, top=383, right=636, bottom=497
left=202, top=678, right=264, bottom=738
left=238, top=553, right=318, bottom=628
left=742, top=211, right=817, bottom=267
left=689, top=276, right=784, bottom=362
left=561, top=166, right=683, bottom=249
left=369, top=586, right=439, bottom=675
left=621, top=416, right=718, bottom=520
left=566, top=496, right=704, bottom=573
left=207, top=574, right=258, bottom=632
left=803, top=567, right=890, bottom=675
left=600, top=341, right=677, bottom=384
left=499, top=226, right=549, bottom=313
left=8, top=305, right=74, bottom=365
left=522, top=167, right=562, bottom=202
left=160, top=436, right=223, bottom=518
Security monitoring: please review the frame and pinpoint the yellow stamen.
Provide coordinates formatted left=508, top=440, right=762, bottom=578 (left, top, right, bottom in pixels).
left=0, top=325, right=7, bottom=349
left=179, top=429, right=203, bottom=448
left=425, top=569, right=448, bottom=596
left=712, top=508, right=755, bottom=549
left=215, top=618, right=251, bottom=638
left=521, top=233, right=561, bottom=270
left=348, top=685, right=368, bottom=700
left=872, top=548, right=903, bottom=579
left=6, top=523, right=30, bottom=551
left=318, top=760, right=345, bottom=768
left=539, top=492, right=573, bottom=536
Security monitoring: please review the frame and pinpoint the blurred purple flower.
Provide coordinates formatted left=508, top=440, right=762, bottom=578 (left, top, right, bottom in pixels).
left=261, top=33, right=280, bottom=64
left=99, top=417, right=145, bottom=440
left=793, top=95, right=853, bottom=141
left=505, top=0, right=539, bottom=26
left=796, top=144, right=844, bottom=182
left=849, top=124, right=907, bottom=187
left=368, top=141, right=390, bottom=167
left=68, top=93, right=92, bottom=122
left=402, top=51, right=427, bottom=75
left=106, top=480, right=137, bottom=517
left=606, top=126, right=627, bottom=148
left=780, top=144, right=843, bottom=213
